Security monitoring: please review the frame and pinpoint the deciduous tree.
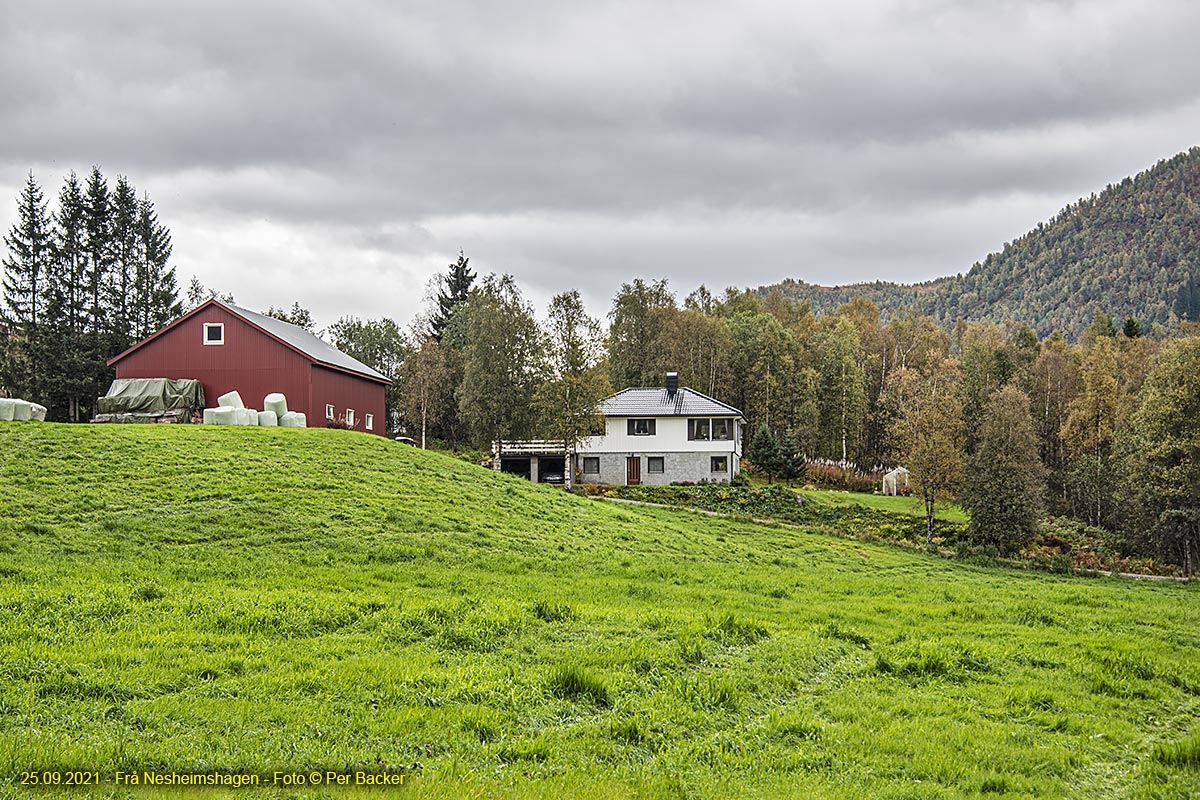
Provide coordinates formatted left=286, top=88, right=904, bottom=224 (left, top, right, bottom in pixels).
left=887, top=356, right=965, bottom=543
left=536, top=290, right=610, bottom=489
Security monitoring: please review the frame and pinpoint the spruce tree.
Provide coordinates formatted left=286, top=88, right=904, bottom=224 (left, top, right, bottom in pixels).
left=45, top=172, right=92, bottom=420
left=82, top=167, right=113, bottom=412
left=748, top=425, right=786, bottom=484
left=430, top=250, right=475, bottom=342
left=962, top=386, right=1047, bottom=554
left=1, top=172, right=53, bottom=399
left=134, top=194, right=179, bottom=338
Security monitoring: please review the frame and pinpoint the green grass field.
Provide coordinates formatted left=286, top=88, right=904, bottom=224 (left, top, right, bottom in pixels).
left=796, top=488, right=969, bottom=524
left=0, top=423, right=1198, bottom=798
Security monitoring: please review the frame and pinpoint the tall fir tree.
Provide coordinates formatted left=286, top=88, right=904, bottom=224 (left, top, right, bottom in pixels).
left=45, top=172, right=92, bottom=420
left=133, top=194, right=179, bottom=339
left=82, top=167, right=113, bottom=412
left=962, top=386, right=1047, bottom=554
left=1, top=172, right=53, bottom=400
left=429, top=250, right=475, bottom=342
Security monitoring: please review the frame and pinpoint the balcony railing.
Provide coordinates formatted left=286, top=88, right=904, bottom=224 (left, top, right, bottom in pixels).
left=494, top=439, right=570, bottom=455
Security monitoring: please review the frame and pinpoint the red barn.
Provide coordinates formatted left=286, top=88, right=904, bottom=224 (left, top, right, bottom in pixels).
left=107, top=299, right=391, bottom=435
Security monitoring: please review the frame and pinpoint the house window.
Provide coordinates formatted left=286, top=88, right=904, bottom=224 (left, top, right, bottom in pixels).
left=203, top=323, right=224, bottom=345
left=712, top=418, right=734, bottom=441
left=325, top=404, right=335, bottom=420
left=627, top=418, right=656, bottom=436
left=711, top=456, right=728, bottom=473
left=688, top=418, right=710, bottom=440
left=365, top=413, right=374, bottom=431
left=346, top=409, right=355, bottom=426
left=647, top=456, right=664, bottom=473
left=582, top=457, right=600, bottom=474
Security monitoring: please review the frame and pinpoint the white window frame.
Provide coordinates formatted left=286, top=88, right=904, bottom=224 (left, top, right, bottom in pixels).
left=647, top=456, right=665, bottom=473
left=325, top=404, right=335, bottom=420
left=203, top=323, right=224, bottom=345
left=346, top=409, right=355, bottom=427
left=365, top=413, right=373, bottom=431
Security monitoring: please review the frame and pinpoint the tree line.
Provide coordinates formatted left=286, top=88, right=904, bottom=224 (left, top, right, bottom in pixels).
left=382, top=262, right=1199, bottom=572
left=3, top=172, right=1197, bottom=571
left=1, top=169, right=180, bottom=420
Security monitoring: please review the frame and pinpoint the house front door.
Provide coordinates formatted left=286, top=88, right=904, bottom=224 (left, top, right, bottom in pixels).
left=626, top=456, right=641, bottom=486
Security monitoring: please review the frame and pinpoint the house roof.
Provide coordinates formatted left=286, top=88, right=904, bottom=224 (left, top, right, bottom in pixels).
left=108, top=299, right=391, bottom=384
left=600, top=387, right=742, bottom=419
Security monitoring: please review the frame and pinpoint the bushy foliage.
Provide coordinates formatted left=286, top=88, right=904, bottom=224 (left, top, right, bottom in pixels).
left=962, top=387, right=1046, bottom=555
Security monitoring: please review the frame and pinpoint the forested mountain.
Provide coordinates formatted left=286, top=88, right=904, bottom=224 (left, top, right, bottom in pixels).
left=760, top=147, right=1200, bottom=338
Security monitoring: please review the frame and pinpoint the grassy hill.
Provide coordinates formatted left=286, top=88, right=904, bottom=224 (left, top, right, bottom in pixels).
left=761, top=147, right=1200, bottom=338
left=1, top=424, right=1198, bottom=798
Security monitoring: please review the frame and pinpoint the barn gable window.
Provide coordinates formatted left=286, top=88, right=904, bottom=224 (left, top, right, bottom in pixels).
left=346, top=409, right=355, bottom=427
left=325, top=404, right=335, bottom=420
left=203, top=323, right=224, bottom=345
left=365, top=413, right=374, bottom=431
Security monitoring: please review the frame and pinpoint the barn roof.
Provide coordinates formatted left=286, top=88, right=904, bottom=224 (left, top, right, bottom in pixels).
left=108, top=299, right=391, bottom=384
left=600, top=387, right=742, bottom=418
left=221, top=303, right=391, bottom=383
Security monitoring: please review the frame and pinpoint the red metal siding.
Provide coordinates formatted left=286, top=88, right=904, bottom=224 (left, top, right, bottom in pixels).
left=113, top=306, right=314, bottom=417
left=311, top=364, right=388, bottom=436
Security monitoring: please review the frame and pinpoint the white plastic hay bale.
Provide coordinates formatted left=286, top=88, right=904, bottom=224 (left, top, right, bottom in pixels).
left=30, top=403, right=47, bottom=421
left=216, top=390, right=245, bottom=409
left=279, top=411, right=301, bottom=428
left=240, top=408, right=259, bottom=426
left=257, top=410, right=278, bottom=426
left=213, top=407, right=239, bottom=425
left=0, top=398, right=14, bottom=421
left=12, top=400, right=32, bottom=421
left=263, top=393, right=288, bottom=417
left=296, top=412, right=306, bottom=428
left=203, top=408, right=218, bottom=425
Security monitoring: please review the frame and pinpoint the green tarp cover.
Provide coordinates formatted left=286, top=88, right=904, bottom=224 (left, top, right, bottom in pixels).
left=97, top=378, right=205, bottom=414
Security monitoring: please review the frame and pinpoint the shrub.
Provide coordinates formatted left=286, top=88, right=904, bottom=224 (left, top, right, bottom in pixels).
left=804, top=463, right=883, bottom=492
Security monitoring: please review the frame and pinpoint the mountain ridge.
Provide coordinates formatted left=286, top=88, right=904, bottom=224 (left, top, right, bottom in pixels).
left=759, top=146, right=1200, bottom=338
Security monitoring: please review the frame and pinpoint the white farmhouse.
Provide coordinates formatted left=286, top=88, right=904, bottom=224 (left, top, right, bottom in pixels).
left=578, top=372, right=744, bottom=485
left=496, top=373, right=744, bottom=486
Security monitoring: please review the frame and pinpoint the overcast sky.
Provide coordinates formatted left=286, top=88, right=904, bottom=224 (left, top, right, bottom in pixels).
left=3, top=1, right=1199, bottom=331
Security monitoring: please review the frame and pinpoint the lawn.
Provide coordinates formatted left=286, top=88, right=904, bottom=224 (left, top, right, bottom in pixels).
left=797, top=487, right=970, bottom=524
left=0, top=423, right=1197, bottom=798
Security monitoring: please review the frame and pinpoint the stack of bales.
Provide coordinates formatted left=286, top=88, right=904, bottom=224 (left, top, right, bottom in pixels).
left=202, top=391, right=306, bottom=428
left=0, top=398, right=47, bottom=422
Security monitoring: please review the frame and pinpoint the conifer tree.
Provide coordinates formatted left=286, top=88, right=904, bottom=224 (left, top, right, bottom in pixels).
left=45, top=172, right=92, bottom=420
left=1, top=172, right=53, bottom=399
left=962, top=386, right=1046, bottom=554
left=429, top=250, right=475, bottom=342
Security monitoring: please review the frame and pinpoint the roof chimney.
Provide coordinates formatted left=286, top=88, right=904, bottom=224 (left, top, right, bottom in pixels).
left=665, top=371, right=679, bottom=395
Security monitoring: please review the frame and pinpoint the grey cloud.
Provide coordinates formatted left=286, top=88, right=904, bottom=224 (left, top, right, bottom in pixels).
left=2, top=1, right=1199, bottom=327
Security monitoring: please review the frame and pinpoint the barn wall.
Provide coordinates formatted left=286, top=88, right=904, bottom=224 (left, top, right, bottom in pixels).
left=113, top=305, right=314, bottom=417
left=310, top=365, right=388, bottom=436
